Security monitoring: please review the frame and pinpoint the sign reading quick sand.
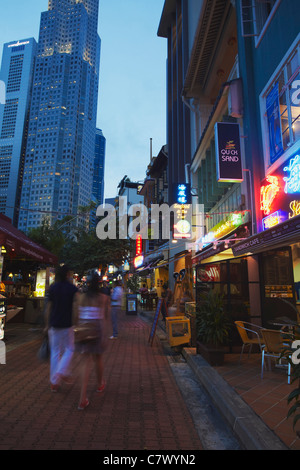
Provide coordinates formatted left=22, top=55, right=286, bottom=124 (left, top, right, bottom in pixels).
left=215, top=122, right=243, bottom=183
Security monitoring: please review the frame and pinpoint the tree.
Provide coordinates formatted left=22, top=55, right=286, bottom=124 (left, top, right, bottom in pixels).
left=28, top=217, right=70, bottom=259
left=61, top=229, right=132, bottom=276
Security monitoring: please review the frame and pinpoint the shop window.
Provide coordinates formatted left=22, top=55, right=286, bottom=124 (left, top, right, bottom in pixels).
left=261, top=36, right=300, bottom=170
left=196, top=258, right=249, bottom=308
left=196, top=258, right=253, bottom=347
left=260, top=247, right=297, bottom=327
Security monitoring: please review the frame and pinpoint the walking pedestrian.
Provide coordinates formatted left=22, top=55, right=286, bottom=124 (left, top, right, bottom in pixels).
left=109, top=280, right=123, bottom=339
left=45, top=264, right=79, bottom=392
left=75, top=272, right=110, bottom=410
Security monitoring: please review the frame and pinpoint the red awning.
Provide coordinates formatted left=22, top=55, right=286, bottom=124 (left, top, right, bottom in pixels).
left=0, top=214, right=57, bottom=265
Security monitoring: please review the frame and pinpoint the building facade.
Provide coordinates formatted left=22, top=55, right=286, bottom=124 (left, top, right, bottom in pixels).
left=157, top=0, right=300, bottom=338
left=0, top=38, right=37, bottom=226
left=93, top=128, right=106, bottom=206
left=18, top=0, right=101, bottom=232
left=231, top=0, right=300, bottom=327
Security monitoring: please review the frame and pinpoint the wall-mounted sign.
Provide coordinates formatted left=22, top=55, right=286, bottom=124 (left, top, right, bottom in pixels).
left=134, top=234, right=143, bottom=268
left=201, top=211, right=249, bottom=246
left=215, top=122, right=243, bottom=182
left=260, top=153, right=300, bottom=230
left=136, top=234, right=142, bottom=256
left=283, top=154, right=300, bottom=194
left=134, top=255, right=144, bottom=269
left=173, top=203, right=192, bottom=239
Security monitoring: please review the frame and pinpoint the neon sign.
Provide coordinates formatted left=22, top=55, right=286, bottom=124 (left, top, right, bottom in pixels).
left=262, top=211, right=283, bottom=230
left=289, top=200, right=300, bottom=219
left=134, top=235, right=144, bottom=269
left=201, top=211, right=247, bottom=246
left=283, top=155, right=300, bottom=194
left=134, top=255, right=144, bottom=269
left=260, top=175, right=280, bottom=215
left=174, top=184, right=191, bottom=204
left=136, top=234, right=142, bottom=256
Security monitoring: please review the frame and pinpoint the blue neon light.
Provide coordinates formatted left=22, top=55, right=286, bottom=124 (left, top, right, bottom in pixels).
left=283, top=154, right=300, bottom=194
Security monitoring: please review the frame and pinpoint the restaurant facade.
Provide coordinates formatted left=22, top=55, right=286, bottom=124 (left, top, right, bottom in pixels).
left=0, top=213, right=57, bottom=326
left=190, top=0, right=300, bottom=339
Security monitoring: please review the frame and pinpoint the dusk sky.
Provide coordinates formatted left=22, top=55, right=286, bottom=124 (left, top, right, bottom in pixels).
left=0, top=0, right=167, bottom=200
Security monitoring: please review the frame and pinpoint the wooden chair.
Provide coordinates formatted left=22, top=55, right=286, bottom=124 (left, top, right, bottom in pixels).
left=235, top=321, right=264, bottom=365
left=261, top=329, right=291, bottom=384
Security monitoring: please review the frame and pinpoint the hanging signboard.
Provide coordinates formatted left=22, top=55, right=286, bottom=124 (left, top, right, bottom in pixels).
left=215, top=122, right=243, bottom=182
left=173, top=183, right=191, bottom=205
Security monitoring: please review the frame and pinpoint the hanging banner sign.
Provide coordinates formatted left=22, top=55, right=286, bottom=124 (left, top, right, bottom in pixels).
left=215, top=122, right=243, bottom=182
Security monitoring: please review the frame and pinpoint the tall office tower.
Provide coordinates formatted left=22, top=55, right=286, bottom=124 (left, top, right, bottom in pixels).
left=93, top=128, right=105, bottom=206
left=18, top=0, right=101, bottom=231
left=0, top=39, right=37, bottom=226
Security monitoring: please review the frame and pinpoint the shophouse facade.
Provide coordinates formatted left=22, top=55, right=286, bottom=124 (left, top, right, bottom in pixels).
left=158, top=0, right=195, bottom=300
left=138, top=145, right=170, bottom=296
left=157, top=0, right=299, bottom=344
left=188, top=0, right=300, bottom=336
left=231, top=0, right=300, bottom=328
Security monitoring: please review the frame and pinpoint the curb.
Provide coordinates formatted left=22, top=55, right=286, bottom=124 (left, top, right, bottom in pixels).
left=182, top=348, right=288, bottom=450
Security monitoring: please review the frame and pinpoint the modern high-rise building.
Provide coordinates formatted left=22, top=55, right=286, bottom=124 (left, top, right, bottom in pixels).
left=0, top=38, right=37, bottom=226
left=18, top=0, right=101, bottom=232
left=93, top=128, right=106, bottom=206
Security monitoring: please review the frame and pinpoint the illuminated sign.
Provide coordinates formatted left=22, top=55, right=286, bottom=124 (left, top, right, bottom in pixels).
left=136, top=234, right=142, bottom=256
left=289, top=200, right=300, bottom=219
left=201, top=211, right=248, bottom=246
left=173, top=203, right=192, bottom=239
left=262, top=211, right=284, bottom=230
left=260, top=175, right=280, bottom=215
left=173, top=184, right=191, bottom=205
left=8, top=40, right=30, bottom=48
left=134, top=234, right=144, bottom=269
left=215, top=122, right=243, bottom=182
left=260, top=153, right=300, bottom=230
left=283, top=155, right=300, bottom=194
left=134, top=255, right=144, bottom=269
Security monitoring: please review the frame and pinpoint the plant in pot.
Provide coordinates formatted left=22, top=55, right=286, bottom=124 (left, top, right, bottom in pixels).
left=196, top=289, right=232, bottom=366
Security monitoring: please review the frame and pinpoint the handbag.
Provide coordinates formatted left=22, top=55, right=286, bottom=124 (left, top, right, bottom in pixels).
left=37, top=335, right=50, bottom=362
left=74, top=321, right=99, bottom=343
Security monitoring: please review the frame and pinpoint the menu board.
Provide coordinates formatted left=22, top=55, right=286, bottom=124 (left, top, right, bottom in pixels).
left=265, top=285, right=293, bottom=298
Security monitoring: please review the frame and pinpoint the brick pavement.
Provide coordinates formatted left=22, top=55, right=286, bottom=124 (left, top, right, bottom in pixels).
left=0, top=313, right=203, bottom=451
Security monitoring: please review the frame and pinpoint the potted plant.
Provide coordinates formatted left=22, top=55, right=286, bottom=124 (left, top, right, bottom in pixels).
left=196, top=289, right=232, bottom=366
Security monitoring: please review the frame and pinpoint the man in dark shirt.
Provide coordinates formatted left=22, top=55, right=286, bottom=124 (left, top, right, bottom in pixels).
left=45, top=264, right=78, bottom=392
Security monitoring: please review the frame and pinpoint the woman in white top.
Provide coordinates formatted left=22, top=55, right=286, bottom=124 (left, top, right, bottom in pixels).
left=75, top=272, right=110, bottom=410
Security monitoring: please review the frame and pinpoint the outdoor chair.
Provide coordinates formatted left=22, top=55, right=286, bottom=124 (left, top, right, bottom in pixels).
left=235, top=321, right=265, bottom=365
left=261, top=329, right=291, bottom=384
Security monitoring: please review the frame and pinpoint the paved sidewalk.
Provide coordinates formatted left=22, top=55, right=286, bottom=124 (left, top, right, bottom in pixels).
left=0, top=313, right=203, bottom=451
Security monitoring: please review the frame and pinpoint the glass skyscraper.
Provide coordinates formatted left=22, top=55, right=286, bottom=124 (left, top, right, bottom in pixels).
left=93, top=128, right=105, bottom=206
left=18, top=0, right=100, bottom=231
left=0, top=38, right=37, bottom=226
